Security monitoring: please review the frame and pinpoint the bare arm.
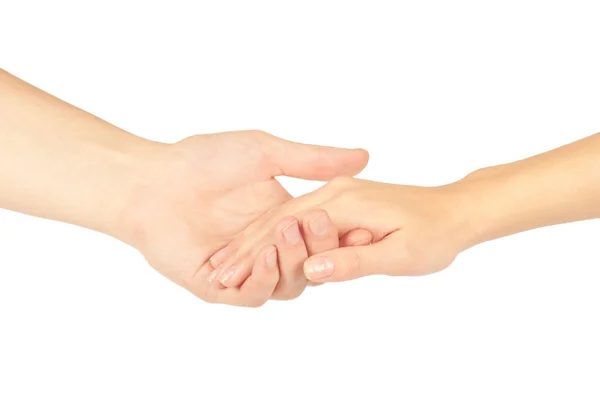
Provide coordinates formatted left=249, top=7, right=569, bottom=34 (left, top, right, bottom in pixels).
left=461, top=133, right=600, bottom=246
left=0, top=69, right=162, bottom=238
left=0, top=69, right=369, bottom=305
left=218, top=133, right=600, bottom=283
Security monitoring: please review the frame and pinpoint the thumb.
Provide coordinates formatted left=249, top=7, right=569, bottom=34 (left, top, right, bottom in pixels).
left=303, top=239, right=406, bottom=283
left=262, top=133, right=369, bottom=180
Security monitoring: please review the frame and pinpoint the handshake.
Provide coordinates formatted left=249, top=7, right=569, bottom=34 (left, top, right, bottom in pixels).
left=115, top=130, right=475, bottom=307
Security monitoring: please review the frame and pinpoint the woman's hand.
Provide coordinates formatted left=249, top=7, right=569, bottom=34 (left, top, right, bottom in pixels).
left=212, top=177, right=476, bottom=285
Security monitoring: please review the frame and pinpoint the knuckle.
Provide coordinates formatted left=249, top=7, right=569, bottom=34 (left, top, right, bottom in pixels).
left=327, top=176, right=356, bottom=191
left=248, top=129, right=269, bottom=140
left=338, top=248, right=370, bottom=280
left=348, top=248, right=364, bottom=278
left=303, top=209, right=329, bottom=229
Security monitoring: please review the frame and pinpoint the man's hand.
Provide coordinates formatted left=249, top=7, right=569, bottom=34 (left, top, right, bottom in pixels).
left=0, top=71, right=370, bottom=306
left=117, top=130, right=369, bottom=306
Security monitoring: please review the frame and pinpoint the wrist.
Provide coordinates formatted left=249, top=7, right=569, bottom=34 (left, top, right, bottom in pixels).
left=434, top=180, right=483, bottom=253
left=0, top=69, right=170, bottom=242
left=77, top=131, right=169, bottom=243
left=446, top=165, right=518, bottom=250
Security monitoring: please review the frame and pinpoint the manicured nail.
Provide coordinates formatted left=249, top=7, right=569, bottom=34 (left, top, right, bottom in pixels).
left=304, top=257, right=335, bottom=280
left=282, top=220, right=301, bottom=245
left=309, top=212, right=329, bottom=236
left=265, top=249, right=277, bottom=269
left=218, top=266, right=236, bottom=285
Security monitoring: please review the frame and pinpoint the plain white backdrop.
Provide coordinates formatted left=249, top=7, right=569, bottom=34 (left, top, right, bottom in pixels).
left=1, top=1, right=599, bottom=400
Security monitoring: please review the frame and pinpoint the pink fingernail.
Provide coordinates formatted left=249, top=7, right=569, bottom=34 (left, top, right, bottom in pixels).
left=265, top=249, right=277, bottom=269
left=210, top=246, right=231, bottom=268
left=219, top=266, right=237, bottom=285
left=304, top=257, right=335, bottom=280
left=207, top=269, right=219, bottom=283
left=308, top=212, right=329, bottom=236
left=282, top=220, right=301, bottom=245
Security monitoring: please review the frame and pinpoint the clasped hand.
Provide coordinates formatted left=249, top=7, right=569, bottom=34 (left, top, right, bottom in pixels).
left=117, top=130, right=474, bottom=307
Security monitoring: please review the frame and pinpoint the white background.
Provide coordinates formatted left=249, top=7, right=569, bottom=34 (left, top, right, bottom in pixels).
left=1, top=1, right=599, bottom=400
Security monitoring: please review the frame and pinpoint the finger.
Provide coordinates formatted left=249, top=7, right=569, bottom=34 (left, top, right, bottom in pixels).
left=306, top=230, right=373, bottom=286
left=271, top=217, right=309, bottom=300
left=208, top=266, right=226, bottom=289
left=300, top=210, right=373, bottom=287
left=207, top=246, right=234, bottom=289
left=209, top=245, right=233, bottom=268
left=303, top=235, right=407, bottom=283
left=262, top=133, right=369, bottom=181
left=215, top=245, right=279, bottom=307
left=239, top=245, right=280, bottom=304
left=217, top=256, right=254, bottom=289
left=301, top=209, right=340, bottom=256
left=187, top=261, right=217, bottom=302
left=340, top=229, right=373, bottom=247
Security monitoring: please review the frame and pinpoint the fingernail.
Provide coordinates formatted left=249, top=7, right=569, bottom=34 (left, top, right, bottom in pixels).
left=207, top=269, right=219, bottom=283
left=349, top=235, right=372, bottom=246
left=210, top=246, right=231, bottom=268
left=304, top=257, right=335, bottom=280
left=219, top=266, right=236, bottom=285
left=309, top=212, right=329, bottom=236
left=265, top=249, right=277, bottom=269
left=282, top=220, right=301, bottom=245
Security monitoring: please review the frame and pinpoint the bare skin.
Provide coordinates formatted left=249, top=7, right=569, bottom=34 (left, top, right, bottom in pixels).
left=5, top=68, right=598, bottom=305
left=221, top=133, right=600, bottom=285
left=0, top=69, right=371, bottom=307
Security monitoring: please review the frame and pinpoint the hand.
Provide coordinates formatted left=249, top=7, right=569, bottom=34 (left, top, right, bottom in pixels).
left=216, top=177, right=475, bottom=283
left=210, top=208, right=373, bottom=295
left=117, top=130, right=369, bottom=306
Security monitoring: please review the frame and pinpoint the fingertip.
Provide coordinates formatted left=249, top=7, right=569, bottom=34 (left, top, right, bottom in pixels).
left=207, top=268, right=219, bottom=285
left=264, top=245, right=278, bottom=271
left=340, top=229, right=373, bottom=247
left=220, top=264, right=253, bottom=288
left=347, top=148, right=370, bottom=174
left=303, top=208, right=327, bottom=221
left=303, top=255, right=335, bottom=282
left=209, top=245, right=233, bottom=268
left=302, top=209, right=333, bottom=237
left=239, top=245, right=279, bottom=296
left=276, top=216, right=298, bottom=233
left=325, top=147, right=369, bottom=177
left=253, top=245, right=279, bottom=280
left=209, top=265, right=227, bottom=288
left=354, top=148, right=370, bottom=164
left=276, top=217, right=303, bottom=247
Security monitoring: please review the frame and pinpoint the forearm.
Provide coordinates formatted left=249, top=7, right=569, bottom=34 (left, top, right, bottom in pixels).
left=0, top=70, right=164, bottom=238
left=458, top=133, right=600, bottom=248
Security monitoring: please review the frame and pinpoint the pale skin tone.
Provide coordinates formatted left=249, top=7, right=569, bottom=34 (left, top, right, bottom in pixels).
left=3, top=69, right=600, bottom=306
left=220, top=133, right=600, bottom=288
left=0, top=69, right=372, bottom=307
